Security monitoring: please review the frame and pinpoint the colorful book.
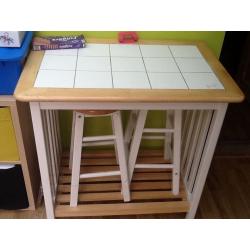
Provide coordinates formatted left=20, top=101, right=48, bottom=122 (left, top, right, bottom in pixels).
left=32, top=35, right=85, bottom=51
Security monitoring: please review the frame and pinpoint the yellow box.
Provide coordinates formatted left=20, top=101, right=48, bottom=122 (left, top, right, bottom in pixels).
left=0, top=107, right=19, bottom=161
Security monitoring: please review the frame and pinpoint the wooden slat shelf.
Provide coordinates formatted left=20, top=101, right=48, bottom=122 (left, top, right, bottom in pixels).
left=0, top=160, right=21, bottom=165
left=55, top=149, right=189, bottom=218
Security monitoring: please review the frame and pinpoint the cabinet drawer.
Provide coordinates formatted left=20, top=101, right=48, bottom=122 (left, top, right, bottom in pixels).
left=0, top=107, right=19, bottom=161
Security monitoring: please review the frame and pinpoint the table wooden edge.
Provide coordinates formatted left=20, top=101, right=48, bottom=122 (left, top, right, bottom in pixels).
left=14, top=39, right=245, bottom=103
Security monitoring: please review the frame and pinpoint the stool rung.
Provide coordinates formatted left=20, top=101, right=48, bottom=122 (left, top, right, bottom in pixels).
left=142, top=135, right=166, bottom=140
left=143, top=128, right=174, bottom=133
left=82, top=135, right=115, bottom=142
left=80, top=171, right=121, bottom=179
left=135, top=164, right=174, bottom=169
left=83, top=141, right=115, bottom=147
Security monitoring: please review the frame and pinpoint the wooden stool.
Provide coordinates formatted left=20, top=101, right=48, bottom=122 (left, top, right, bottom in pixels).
left=69, top=110, right=130, bottom=207
left=126, top=110, right=182, bottom=195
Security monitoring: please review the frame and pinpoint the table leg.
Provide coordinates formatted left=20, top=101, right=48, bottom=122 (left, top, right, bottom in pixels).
left=30, top=102, right=55, bottom=219
left=186, top=103, right=228, bottom=219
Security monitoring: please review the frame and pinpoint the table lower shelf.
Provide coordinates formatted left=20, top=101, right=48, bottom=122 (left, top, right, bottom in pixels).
left=55, top=149, right=189, bottom=218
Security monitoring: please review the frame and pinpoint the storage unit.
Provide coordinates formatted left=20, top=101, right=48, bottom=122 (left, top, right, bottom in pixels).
left=0, top=96, right=40, bottom=210
left=0, top=32, right=32, bottom=95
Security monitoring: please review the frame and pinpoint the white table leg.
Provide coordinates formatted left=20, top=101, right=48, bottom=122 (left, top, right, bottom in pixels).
left=30, top=102, right=55, bottom=219
left=186, top=103, right=228, bottom=219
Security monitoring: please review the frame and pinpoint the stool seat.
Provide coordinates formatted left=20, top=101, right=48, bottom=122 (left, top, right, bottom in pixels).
left=76, top=110, right=116, bottom=116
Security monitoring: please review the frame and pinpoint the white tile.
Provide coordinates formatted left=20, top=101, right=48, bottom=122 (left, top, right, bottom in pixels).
left=110, top=44, right=141, bottom=57
left=74, top=71, right=113, bottom=88
left=149, top=73, right=188, bottom=89
left=140, top=45, right=172, bottom=57
left=169, top=45, right=203, bottom=57
left=77, top=57, right=111, bottom=71
left=144, top=58, right=179, bottom=73
left=45, top=49, right=78, bottom=56
left=111, top=57, right=145, bottom=72
left=40, top=55, right=77, bottom=70
left=175, top=58, right=212, bottom=73
left=34, top=70, right=75, bottom=88
left=183, top=73, right=224, bottom=89
left=78, top=44, right=110, bottom=57
left=112, top=72, right=150, bottom=89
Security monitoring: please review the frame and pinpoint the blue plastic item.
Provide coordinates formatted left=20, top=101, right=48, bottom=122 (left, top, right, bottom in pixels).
left=0, top=32, right=33, bottom=95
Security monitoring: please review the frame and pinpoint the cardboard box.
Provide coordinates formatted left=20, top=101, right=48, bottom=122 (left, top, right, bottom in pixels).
left=0, top=31, right=26, bottom=47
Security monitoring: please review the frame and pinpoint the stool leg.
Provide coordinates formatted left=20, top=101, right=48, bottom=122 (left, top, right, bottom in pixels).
left=112, top=112, right=130, bottom=202
left=124, top=110, right=138, bottom=160
left=164, top=111, right=173, bottom=162
left=172, top=110, right=182, bottom=195
left=124, top=110, right=138, bottom=144
left=128, top=110, right=148, bottom=182
left=69, top=111, right=76, bottom=169
left=70, top=113, right=84, bottom=207
left=111, top=115, right=119, bottom=165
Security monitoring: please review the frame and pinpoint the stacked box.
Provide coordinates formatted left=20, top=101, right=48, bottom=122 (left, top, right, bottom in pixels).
left=0, top=32, right=26, bottom=47
left=0, top=32, right=32, bottom=95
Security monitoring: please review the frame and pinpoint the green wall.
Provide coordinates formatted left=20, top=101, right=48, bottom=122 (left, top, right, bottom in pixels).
left=35, top=31, right=225, bottom=149
left=36, top=31, right=225, bottom=57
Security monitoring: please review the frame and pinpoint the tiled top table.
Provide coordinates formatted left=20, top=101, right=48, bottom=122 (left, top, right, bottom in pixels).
left=15, top=39, right=244, bottom=219
left=15, top=39, right=242, bottom=102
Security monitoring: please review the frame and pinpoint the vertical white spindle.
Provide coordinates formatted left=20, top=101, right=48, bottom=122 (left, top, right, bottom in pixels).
left=172, top=110, right=182, bottom=195
left=187, top=110, right=213, bottom=192
left=70, top=112, right=84, bottom=207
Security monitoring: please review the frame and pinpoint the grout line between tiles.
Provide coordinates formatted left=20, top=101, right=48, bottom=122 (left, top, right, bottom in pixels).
left=178, top=71, right=214, bottom=74
left=139, top=44, right=174, bottom=58
left=73, top=49, right=79, bottom=88
left=71, top=69, right=111, bottom=72
left=168, top=47, right=189, bottom=90
left=44, top=54, right=78, bottom=56
left=168, top=45, right=203, bottom=58
left=109, top=44, right=114, bottom=88
left=139, top=46, right=152, bottom=89
left=39, top=69, right=198, bottom=73
left=37, top=69, right=77, bottom=72
left=78, top=55, right=111, bottom=57
left=39, top=69, right=215, bottom=74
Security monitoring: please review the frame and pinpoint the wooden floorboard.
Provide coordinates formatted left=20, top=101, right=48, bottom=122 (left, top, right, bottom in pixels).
left=196, top=157, right=250, bottom=218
